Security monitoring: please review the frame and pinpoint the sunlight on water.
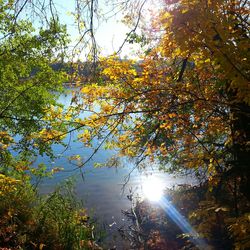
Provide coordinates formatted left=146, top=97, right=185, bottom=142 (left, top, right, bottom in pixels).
left=37, top=89, right=195, bottom=248
left=142, top=176, right=165, bottom=202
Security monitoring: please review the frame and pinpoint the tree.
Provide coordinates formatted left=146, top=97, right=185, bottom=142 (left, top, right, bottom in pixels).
left=78, top=0, right=249, bottom=193
left=0, top=0, right=70, bottom=170
left=0, top=0, right=249, bottom=247
left=74, top=0, right=249, bottom=247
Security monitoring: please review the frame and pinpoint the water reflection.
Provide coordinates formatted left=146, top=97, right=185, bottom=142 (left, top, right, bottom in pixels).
left=37, top=88, right=192, bottom=247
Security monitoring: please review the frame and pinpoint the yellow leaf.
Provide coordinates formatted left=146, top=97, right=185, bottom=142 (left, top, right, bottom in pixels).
left=39, top=243, right=46, bottom=250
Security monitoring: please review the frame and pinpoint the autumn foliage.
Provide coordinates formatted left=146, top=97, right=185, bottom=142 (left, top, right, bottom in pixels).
left=76, top=0, right=250, bottom=248
left=0, top=0, right=249, bottom=248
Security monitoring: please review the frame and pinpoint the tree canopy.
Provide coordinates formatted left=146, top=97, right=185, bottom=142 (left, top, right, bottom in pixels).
left=77, top=0, right=249, bottom=186
left=0, top=0, right=70, bottom=166
left=0, top=0, right=249, bottom=249
left=73, top=0, right=250, bottom=248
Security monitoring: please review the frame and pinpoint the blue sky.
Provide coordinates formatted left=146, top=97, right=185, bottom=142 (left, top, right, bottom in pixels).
left=53, top=0, right=163, bottom=59
left=54, top=0, right=135, bottom=58
left=13, top=0, right=163, bottom=59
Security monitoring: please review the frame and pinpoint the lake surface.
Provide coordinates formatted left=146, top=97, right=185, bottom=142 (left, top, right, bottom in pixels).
left=37, top=88, right=192, bottom=248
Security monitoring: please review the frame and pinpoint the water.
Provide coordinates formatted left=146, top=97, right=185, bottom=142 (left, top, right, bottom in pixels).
left=36, top=88, right=192, bottom=248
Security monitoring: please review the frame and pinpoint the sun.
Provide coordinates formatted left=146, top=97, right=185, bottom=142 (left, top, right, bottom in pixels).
left=142, top=177, right=165, bottom=202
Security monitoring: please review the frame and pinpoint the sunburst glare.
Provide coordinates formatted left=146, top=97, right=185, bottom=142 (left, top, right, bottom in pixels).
left=142, top=177, right=165, bottom=202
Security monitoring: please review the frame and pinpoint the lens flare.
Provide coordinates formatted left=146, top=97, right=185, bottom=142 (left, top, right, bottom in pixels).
left=159, top=197, right=208, bottom=249
left=141, top=177, right=208, bottom=249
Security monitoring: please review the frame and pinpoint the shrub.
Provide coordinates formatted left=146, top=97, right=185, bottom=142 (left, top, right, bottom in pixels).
left=0, top=175, right=101, bottom=250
